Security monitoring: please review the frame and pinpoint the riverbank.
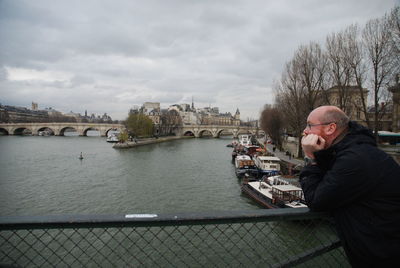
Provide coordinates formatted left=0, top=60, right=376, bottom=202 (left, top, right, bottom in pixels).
left=113, top=136, right=194, bottom=149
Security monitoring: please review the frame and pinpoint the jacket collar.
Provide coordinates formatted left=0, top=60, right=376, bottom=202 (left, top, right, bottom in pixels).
left=313, top=121, right=375, bottom=168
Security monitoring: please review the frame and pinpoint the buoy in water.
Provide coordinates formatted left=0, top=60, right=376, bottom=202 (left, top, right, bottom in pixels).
left=79, top=152, right=84, bottom=160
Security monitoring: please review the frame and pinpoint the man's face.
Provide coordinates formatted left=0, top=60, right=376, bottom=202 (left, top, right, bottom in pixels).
left=303, top=110, right=328, bottom=139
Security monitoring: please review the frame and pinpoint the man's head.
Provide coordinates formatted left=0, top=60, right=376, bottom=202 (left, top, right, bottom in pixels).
left=304, top=106, right=349, bottom=148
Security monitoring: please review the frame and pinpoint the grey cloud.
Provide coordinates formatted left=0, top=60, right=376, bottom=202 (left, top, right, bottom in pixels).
left=0, top=67, right=6, bottom=81
left=70, top=75, right=95, bottom=87
left=0, top=0, right=397, bottom=120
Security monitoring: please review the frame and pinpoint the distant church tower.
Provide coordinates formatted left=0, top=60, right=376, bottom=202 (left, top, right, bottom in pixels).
left=31, top=102, right=38, bottom=111
left=234, top=108, right=240, bottom=120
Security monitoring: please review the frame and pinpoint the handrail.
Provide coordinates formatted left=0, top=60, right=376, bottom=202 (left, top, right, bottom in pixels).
left=0, top=208, right=330, bottom=230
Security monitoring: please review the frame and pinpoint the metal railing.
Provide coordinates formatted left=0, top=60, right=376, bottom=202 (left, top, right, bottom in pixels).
left=0, top=208, right=350, bottom=267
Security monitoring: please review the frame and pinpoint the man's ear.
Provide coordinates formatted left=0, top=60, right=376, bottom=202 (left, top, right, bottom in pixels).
left=326, top=123, right=337, bottom=135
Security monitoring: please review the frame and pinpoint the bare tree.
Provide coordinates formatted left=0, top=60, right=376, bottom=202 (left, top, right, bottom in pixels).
left=363, top=15, right=395, bottom=140
left=273, top=43, right=327, bottom=156
left=388, top=6, right=400, bottom=76
left=260, top=105, right=283, bottom=149
left=295, top=42, right=328, bottom=114
left=275, top=59, right=308, bottom=156
left=325, top=29, right=354, bottom=113
left=160, top=110, right=182, bottom=135
left=341, top=24, right=371, bottom=128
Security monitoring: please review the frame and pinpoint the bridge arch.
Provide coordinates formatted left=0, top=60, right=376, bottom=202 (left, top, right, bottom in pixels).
left=83, top=127, right=100, bottom=136
left=105, top=128, right=122, bottom=137
left=198, top=129, right=213, bottom=138
left=183, top=130, right=195, bottom=136
left=216, top=129, right=236, bottom=138
left=37, top=127, right=55, bottom=136
left=59, top=127, right=79, bottom=136
left=0, top=128, right=9, bottom=135
left=12, top=127, right=33, bottom=135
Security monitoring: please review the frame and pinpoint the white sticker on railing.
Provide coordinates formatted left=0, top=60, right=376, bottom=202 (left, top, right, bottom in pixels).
left=125, top=214, right=158, bottom=218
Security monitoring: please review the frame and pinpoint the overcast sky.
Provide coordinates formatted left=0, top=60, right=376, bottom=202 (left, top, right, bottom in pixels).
left=0, top=0, right=398, bottom=120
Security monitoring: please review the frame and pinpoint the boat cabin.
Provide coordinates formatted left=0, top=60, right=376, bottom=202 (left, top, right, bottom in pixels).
left=235, top=155, right=256, bottom=169
left=271, top=184, right=305, bottom=203
left=254, top=156, right=281, bottom=172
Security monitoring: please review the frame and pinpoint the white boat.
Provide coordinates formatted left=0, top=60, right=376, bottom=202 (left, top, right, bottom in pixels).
left=241, top=175, right=307, bottom=209
left=239, top=134, right=252, bottom=146
left=234, top=155, right=258, bottom=178
left=38, top=130, right=51, bottom=136
left=254, top=156, right=281, bottom=176
left=106, top=133, right=119, bottom=143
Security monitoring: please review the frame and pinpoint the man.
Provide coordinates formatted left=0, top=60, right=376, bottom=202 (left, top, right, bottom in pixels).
left=299, top=106, right=400, bottom=267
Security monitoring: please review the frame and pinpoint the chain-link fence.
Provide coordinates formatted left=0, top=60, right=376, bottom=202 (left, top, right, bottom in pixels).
left=0, top=208, right=349, bottom=267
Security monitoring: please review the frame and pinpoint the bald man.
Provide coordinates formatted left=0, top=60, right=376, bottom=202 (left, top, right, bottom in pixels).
left=299, top=106, right=400, bottom=267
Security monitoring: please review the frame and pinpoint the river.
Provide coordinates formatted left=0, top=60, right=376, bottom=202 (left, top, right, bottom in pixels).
left=0, top=134, right=260, bottom=216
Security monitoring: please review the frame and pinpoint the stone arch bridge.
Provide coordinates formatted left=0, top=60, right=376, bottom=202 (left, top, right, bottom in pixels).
left=0, top=123, right=264, bottom=138
left=0, top=123, right=125, bottom=136
left=179, top=125, right=264, bottom=138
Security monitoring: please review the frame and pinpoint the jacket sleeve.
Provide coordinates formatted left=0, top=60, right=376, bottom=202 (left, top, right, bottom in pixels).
left=299, top=149, right=376, bottom=211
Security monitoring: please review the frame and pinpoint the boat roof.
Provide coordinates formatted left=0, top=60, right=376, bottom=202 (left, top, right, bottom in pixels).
left=286, top=202, right=308, bottom=208
left=248, top=181, right=273, bottom=198
left=273, top=185, right=302, bottom=191
left=378, top=131, right=400, bottom=137
left=236, top=155, right=252, bottom=160
left=257, top=156, right=280, bottom=161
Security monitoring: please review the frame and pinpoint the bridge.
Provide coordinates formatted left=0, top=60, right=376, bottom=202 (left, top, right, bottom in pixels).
left=0, top=122, right=125, bottom=137
left=0, top=122, right=263, bottom=138
left=179, top=125, right=264, bottom=138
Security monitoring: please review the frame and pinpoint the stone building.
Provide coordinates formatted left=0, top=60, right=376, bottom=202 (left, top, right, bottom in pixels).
left=142, top=102, right=160, bottom=114
left=234, top=108, right=240, bottom=121
left=168, top=103, right=200, bottom=125
left=200, top=112, right=240, bottom=126
left=197, top=107, right=240, bottom=126
left=0, top=103, right=113, bottom=124
left=323, top=85, right=369, bottom=123
left=323, top=84, right=400, bottom=132
left=0, top=104, right=49, bottom=123
left=130, top=102, right=242, bottom=135
left=366, top=103, right=394, bottom=131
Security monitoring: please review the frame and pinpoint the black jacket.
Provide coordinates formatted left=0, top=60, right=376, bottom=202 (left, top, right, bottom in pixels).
left=300, top=121, right=400, bottom=267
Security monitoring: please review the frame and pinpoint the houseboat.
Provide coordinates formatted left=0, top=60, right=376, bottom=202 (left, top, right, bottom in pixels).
left=231, top=143, right=246, bottom=161
left=241, top=175, right=307, bottom=209
left=234, top=155, right=259, bottom=179
left=254, top=156, right=281, bottom=176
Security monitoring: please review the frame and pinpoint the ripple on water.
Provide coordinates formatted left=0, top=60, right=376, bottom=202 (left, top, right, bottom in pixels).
left=0, top=136, right=259, bottom=216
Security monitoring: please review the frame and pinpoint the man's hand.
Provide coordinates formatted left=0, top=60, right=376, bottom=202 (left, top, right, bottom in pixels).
left=301, top=134, right=325, bottom=159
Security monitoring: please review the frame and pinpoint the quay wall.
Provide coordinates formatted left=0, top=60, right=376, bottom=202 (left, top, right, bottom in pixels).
left=113, top=136, right=194, bottom=149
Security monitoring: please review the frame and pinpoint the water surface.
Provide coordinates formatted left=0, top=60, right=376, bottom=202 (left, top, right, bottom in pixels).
left=0, top=135, right=259, bottom=216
